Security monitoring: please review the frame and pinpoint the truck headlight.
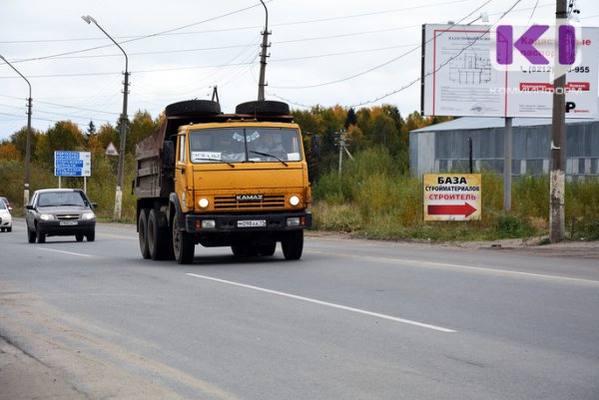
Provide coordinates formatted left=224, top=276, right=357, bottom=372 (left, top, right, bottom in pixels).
left=81, top=212, right=95, bottom=220
left=198, top=198, right=209, bottom=208
left=40, top=214, right=55, bottom=221
left=289, top=195, right=301, bottom=206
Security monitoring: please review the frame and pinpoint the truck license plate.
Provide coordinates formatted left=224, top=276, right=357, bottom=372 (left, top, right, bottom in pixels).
left=237, top=220, right=266, bottom=228
left=59, top=220, right=78, bottom=226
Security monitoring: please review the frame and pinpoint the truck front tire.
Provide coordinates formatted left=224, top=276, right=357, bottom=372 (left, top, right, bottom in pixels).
left=282, top=230, right=303, bottom=260
left=172, top=215, right=194, bottom=264
left=148, top=209, right=174, bottom=260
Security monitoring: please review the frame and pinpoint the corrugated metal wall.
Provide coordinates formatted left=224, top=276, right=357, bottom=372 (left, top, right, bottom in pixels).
left=410, top=121, right=599, bottom=176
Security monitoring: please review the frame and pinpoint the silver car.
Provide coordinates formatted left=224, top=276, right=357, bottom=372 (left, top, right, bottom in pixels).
left=25, top=189, right=97, bottom=243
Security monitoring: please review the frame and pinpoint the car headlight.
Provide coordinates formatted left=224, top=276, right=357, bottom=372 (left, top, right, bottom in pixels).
left=81, top=212, right=95, bottom=220
left=198, top=198, right=209, bottom=208
left=40, top=214, right=55, bottom=221
left=289, top=195, right=301, bottom=206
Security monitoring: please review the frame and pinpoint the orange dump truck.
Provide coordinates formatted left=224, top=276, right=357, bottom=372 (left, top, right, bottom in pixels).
left=134, top=100, right=312, bottom=264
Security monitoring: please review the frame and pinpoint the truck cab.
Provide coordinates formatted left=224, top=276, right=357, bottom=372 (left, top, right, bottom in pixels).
left=135, top=100, right=311, bottom=264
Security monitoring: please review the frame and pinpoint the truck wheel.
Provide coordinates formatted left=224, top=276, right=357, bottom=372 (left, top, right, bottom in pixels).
left=148, top=209, right=173, bottom=260
left=231, top=245, right=251, bottom=257
left=235, top=100, right=290, bottom=116
left=76, top=234, right=84, bottom=242
left=282, top=230, right=303, bottom=260
left=165, top=100, right=221, bottom=117
left=172, top=214, right=194, bottom=264
left=27, top=228, right=36, bottom=243
left=257, top=242, right=276, bottom=256
left=138, top=210, right=151, bottom=259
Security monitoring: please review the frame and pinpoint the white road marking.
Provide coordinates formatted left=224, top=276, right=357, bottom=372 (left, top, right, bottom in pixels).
left=37, top=247, right=95, bottom=258
left=186, top=272, right=456, bottom=333
left=306, top=250, right=599, bottom=286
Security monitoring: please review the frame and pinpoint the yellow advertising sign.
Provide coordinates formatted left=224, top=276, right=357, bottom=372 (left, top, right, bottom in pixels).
left=423, top=174, right=482, bottom=221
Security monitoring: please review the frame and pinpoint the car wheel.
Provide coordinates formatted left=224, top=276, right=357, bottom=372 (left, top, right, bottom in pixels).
left=86, top=231, right=95, bottom=242
left=0, top=228, right=4, bottom=232
left=282, top=230, right=303, bottom=260
left=76, top=234, right=84, bottom=242
left=7, top=227, right=11, bottom=233
left=36, top=229, right=46, bottom=244
left=172, top=214, right=194, bottom=264
left=138, top=209, right=151, bottom=259
left=27, top=228, right=36, bottom=243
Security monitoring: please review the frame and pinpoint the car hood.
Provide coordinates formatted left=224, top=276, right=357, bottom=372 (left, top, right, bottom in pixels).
left=0, top=210, right=10, bottom=217
left=37, top=206, right=91, bottom=215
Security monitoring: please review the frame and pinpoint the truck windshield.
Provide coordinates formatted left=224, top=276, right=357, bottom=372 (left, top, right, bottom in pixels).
left=189, top=127, right=302, bottom=164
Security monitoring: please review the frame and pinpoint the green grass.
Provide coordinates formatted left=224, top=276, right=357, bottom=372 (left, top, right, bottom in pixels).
left=311, top=147, right=599, bottom=242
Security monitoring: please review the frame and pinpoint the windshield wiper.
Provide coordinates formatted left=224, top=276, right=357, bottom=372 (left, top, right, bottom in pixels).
left=194, top=157, right=235, bottom=168
left=249, top=151, right=288, bottom=167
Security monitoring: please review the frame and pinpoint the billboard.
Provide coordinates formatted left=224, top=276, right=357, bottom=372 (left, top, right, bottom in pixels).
left=423, top=174, right=481, bottom=221
left=421, top=24, right=599, bottom=118
left=54, top=151, right=91, bottom=177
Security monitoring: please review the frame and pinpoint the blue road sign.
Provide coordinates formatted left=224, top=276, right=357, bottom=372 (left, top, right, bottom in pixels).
left=54, top=151, right=91, bottom=177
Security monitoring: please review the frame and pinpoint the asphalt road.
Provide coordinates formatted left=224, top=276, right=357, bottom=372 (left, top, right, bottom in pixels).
left=1, top=220, right=598, bottom=400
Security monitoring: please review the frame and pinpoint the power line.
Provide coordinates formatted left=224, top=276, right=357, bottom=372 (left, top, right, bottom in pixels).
left=270, top=0, right=495, bottom=90
left=2, top=1, right=266, bottom=65
left=0, top=0, right=475, bottom=46
left=0, top=43, right=419, bottom=80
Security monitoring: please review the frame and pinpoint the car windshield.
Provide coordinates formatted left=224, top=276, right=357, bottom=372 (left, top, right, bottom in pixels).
left=0, top=201, right=6, bottom=210
left=189, top=127, right=302, bottom=164
left=38, top=191, right=88, bottom=207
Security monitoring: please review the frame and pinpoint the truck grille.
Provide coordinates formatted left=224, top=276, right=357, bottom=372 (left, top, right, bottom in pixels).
left=213, top=195, right=285, bottom=210
left=56, top=214, right=80, bottom=220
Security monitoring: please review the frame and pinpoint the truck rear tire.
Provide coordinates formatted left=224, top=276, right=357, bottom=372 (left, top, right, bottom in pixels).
left=138, top=210, right=151, bottom=259
left=148, top=209, right=174, bottom=260
left=282, top=230, right=303, bottom=260
left=172, top=214, right=194, bottom=264
left=257, top=242, right=276, bottom=256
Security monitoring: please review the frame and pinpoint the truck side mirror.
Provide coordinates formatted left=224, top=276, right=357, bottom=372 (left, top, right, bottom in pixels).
left=163, top=140, right=175, bottom=166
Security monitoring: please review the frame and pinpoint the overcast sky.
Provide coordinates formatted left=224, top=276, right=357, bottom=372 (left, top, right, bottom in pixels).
left=1, top=0, right=598, bottom=140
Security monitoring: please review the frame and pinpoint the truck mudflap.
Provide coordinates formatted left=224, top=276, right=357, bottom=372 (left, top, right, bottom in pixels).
left=184, top=211, right=311, bottom=233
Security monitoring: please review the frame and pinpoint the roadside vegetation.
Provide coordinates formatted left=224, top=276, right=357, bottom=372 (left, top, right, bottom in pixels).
left=1, top=104, right=598, bottom=241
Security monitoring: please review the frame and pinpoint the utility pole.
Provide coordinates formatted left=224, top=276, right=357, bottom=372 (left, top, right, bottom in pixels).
left=503, top=117, right=513, bottom=211
left=0, top=55, right=32, bottom=207
left=549, top=0, right=568, bottom=242
left=257, top=0, right=271, bottom=101
left=337, top=130, right=346, bottom=177
left=82, top=15, right=130, bottom=220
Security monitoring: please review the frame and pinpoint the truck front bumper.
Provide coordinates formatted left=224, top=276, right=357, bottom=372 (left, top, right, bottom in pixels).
left=185, top=211, right=311, bottom=233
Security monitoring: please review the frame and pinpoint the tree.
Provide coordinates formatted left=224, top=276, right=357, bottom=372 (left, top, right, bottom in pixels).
left=344, top=108, right=357, bottom=128
left=0, top=142, right=21, bottom=161
left=36, top=121, right=84, bottom=165
left=87, top=120, right=96, bottom=137
left=127, top=110, right=157, bottom=154
left=10, top=127, right=40, bottom=160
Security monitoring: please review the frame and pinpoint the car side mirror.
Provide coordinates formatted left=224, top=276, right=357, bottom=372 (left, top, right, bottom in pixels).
left=25, top=205, right=34, bottom=210
left=8, top=206, right=13, bottom=212
left=91, top=202, right=98, bottom=209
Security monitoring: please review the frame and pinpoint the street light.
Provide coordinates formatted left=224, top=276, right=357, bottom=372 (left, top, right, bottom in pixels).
left=82, top=15, right=130, bottom=220
left=0, top=55, right=33, bottom=208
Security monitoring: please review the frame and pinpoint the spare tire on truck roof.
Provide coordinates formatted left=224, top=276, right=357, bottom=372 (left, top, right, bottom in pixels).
left=235, top=100, right=290, bottom=116
left=164, top=100, right=221, bottom=118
